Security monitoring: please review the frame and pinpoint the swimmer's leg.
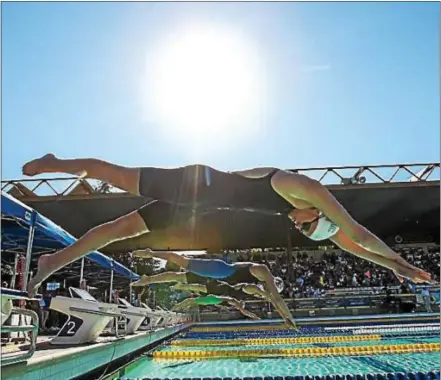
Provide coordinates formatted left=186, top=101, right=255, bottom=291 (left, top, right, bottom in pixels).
left=172, top=298, right=197, bottom=312
left=28, top=210, right=149, bottom=297
left=242, top=284, right=271, bottom=300
left=226, top=298, right=261, bottom=320
left=23, top=154, right=141, bottom=195
left=132, top=271, right=187, bottom=287
left=22, top=156, right=263, bottom=206
left=22, top=155, right=217, bottom=202
left=133, top=250, right=235, bottom=280
left=133, top=250, right=191, bottom=268
left=174, top=283, right=208, bottom=293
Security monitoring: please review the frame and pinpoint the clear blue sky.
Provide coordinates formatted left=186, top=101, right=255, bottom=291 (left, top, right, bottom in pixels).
left=2, top=2, right=439, bottom=181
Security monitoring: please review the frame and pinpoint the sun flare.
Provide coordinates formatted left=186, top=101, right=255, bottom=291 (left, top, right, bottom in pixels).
left=144, top=23, right=266, bottom=154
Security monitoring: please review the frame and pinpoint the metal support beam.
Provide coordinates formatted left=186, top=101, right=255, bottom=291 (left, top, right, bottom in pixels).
left=11, top=253, right=19, bottom=289
left=79, top=257, right=85, bottom=284
left=285, top=217, right=293, bottom=282
left=109, top=267, right=114, bottom=303
left=22, top=225, right=35, bottom=292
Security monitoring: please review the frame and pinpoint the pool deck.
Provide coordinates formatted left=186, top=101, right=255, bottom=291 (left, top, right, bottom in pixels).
left=1, top=313, right=439, bottom=379
left=1, top=324, right=189, bottom=380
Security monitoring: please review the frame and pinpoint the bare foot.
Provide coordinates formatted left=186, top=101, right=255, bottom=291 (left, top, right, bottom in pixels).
left=27, top=254, right=53, bottom=297
left=22, top=154, right=58, bottom=176
left=132, top=275, right=152, bottom=287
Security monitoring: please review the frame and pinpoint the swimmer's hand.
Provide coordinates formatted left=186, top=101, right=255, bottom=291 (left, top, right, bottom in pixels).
left=283, top=317, right=298, bottom=330
left=393, top=260, right=438, bottom=284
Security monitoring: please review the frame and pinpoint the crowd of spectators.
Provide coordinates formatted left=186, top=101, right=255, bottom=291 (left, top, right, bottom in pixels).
left=226, top=245, right=440, bottom=299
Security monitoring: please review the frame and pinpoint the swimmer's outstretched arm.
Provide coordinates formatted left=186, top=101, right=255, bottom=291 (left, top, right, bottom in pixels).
left=171, top=298, right=196, bottom=311
left=241, top=284, right=271, bottom=301
left=250, top=265, right=297, bottom=329
left=330, top=230, right=437, bottom=284
left=173, top=283, right=207, bottom=293
left=273, top=171, right=434, bottom=283
left=224, top=297, right=260, bottom=320
left=264, top=285, right=295, bottom=325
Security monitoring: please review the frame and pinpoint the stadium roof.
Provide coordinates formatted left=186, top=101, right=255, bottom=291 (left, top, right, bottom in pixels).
left=2, top=163, right=439, bottom=253
left=6, top=180, right=438, bottom=253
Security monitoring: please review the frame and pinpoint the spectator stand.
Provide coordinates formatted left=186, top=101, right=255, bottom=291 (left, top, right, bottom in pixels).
left=200, top=245, right=440, bottom=321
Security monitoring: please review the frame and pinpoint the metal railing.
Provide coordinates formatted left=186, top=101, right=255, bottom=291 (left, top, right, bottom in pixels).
left=1, top=308, right=39, bottom=366
left=288, top=163, right=440, bottom=185
left=240, top=291, right=439, bottom=314
left=1, top=163, right=439, bottom=199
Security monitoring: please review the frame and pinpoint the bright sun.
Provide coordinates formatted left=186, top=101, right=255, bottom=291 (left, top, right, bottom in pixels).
left=144, top=23, right=266, bottom=154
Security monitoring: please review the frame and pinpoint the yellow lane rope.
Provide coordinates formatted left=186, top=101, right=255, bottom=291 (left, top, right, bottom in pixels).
left=153, top=343, right=439, bottom=359
left=172, top=334, right=382, bottom=347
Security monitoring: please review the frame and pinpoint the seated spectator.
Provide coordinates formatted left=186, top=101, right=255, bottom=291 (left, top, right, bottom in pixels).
left=222, top=245, right=439, bottom=298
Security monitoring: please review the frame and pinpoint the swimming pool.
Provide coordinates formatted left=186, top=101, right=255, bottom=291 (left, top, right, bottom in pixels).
left=107, top=315, right=440, bottom=380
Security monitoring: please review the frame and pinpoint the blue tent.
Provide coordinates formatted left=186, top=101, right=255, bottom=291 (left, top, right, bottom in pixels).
left=1, top=192, right=140, bottom=281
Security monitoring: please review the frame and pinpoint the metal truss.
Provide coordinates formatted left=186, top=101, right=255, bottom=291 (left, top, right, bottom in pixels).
left=289, top=163, right=440, bottom=185
left=1, top=176, right=125, bottom=198
left=1, top=163, right=439, bottom=198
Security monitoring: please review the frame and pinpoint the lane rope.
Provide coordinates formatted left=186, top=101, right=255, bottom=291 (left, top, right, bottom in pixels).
left=326, top=323, right=440, bottom=331
left=353, top=326, right=439, bottom=335
left=172, top=334, right=382, bottom=347
left=153, top=342, right=439, bottom=359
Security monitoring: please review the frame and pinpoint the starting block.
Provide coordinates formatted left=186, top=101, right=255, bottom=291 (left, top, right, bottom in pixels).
left=49, top=287, right=127, bottom=345
left=116, top=298, right=152, bottom=334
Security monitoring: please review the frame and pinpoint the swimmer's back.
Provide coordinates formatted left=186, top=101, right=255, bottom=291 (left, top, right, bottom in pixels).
left=194, top=295, right=223, bottom=305
left=221, top=263, right=259, bottom=285
left=138, top=165, right=292, bottom=212
left=206, top=281, right=246, bottom=300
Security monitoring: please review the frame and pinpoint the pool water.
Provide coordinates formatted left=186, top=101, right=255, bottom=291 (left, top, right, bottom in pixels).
left=114, top=318, right=440, bottom=379
left=120, top=353, right=440, bottom=378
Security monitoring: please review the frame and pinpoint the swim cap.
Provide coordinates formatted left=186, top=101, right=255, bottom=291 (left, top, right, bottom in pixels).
left=274, top=277, right=284, bottom=293
left=308, top=214, right=339, bottom=241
